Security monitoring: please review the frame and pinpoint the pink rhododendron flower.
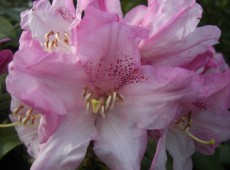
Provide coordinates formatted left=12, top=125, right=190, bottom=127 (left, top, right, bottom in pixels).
left=20, top=0, right=75, bottom=51
left=124, top=0, right=221, bottom=67
left=150, top=69, right=230, bottom=170
left=3, top=0, right=230, bottom=170
left=6, top=2, right=204, bottom=170
left=149, top=45, right=230, bottom=170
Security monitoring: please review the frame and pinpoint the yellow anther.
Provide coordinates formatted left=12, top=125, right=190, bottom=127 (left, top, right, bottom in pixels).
left=44, top=31, right=54, bottom=41
left=13, top=105, right=24, bottom=115
left=44, top=31, right=70, bottom=51
left=117, top=94, right=124, bottom=101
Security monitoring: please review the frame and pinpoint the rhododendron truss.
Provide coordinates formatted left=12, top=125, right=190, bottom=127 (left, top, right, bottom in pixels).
left=1, top=0, right=230, bottom=170
left=1, top=0, right=204, bottom=170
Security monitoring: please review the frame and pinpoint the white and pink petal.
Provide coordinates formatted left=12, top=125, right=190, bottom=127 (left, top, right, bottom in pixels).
left=94, top=113, right=147, bottom=170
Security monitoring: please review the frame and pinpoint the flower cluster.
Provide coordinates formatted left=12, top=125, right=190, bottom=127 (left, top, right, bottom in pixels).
left=3, top=0, right=230, bottom=170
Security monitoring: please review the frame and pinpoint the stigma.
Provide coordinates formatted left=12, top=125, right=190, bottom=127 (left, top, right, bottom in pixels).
left=175, top=111, right=215, bottom=145
left=43, top=31, right=70, bottom=51
left=0, top=104, right=41, bottom=128
left=82, top=88, right=124, bottom=118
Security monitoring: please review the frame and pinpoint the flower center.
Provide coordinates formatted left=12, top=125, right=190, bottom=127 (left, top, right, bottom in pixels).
left=174, top=111, right=215, bottom=145
left=43, top=31, right=70, bottom=51
left=82, top=88, right=124, bottom=118
left=0, top=104, right=41, bottom=128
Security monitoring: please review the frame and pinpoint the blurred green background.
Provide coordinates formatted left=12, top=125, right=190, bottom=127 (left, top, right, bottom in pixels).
left=0, top=0, right=230, bottom=169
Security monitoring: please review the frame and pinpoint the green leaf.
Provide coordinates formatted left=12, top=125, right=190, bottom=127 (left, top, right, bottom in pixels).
left=141, top=156, right=152, bottom=170
left=219, top=143, right=230, bottom=165
left=192, top=149, right=225, bottom=170
left=0, top=16, right=17, bottom=40
left=0, top=127, right=21, bottom=160
left=0, top=74, right=7, bottom=94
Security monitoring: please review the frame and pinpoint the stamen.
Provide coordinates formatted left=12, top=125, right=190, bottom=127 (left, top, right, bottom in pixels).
left=44, top=31, right=70, bottom=51
left=13, top=105, right=24, bottom=115
left=82, top=88, right=124, bottom=118
left=45, top=31, right=54, bottom=42
left=22, top=109, right=33, bottom=125
left=82, top=88, right=87, bottom=97
left=117, top=94, right=124, bottom=101
left=0, top=105, right=41, bottom=128
left=55, top=32, right=70, bottom=49
left=110, top=92, right=117, bottom=110
left=100, top=106, right=106, bottom=118
left=86, top=101, right=90, bottom=113
left=105, top=95, right=112, bottom=111
left=85, top=92, right=92, bottom=101
left=175, top=111, right=215, bottom=145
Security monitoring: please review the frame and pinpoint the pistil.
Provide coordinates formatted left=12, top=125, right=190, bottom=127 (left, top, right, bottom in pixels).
left=82, top=88, right=124, bottom=118
left=175, top=111, right=215, bottom=145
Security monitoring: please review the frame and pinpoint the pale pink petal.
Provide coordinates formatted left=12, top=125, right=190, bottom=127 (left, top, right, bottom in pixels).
left=124, top=5, right=147, bottom=26
left=31, top=111, right=96, bottom=170
left=184, top=49, right=213, bottom=73
left=191, top=110, right=230, bottom=155
left=9, top=97, right=40, bottom=158
left=38, top=111, right=62, bottom=143
left=166, top=130, right=195, bottom=170
left=52, top=0, right=76, bottom=15
left=94, top=113, right=147, bottom=170
left=73, top=5, right=119, bottom=47
left=118, top=66, right=202, bottom=129
left=143, top=0, right=199, bottom=36
left=211, top=53, right=229, bottom=73
left=19, top=31, right=41, bottom=50
left=201, top=70, right=230, bottom=112
left=76, top=0, right=122, bottom=19
left=6, top=48, right=87, bottom=116
left=77, top=10, right=148, bottom=92
left=150, top=130, right=167, bottom=170
left=142, top=26, right=221, bottom=67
